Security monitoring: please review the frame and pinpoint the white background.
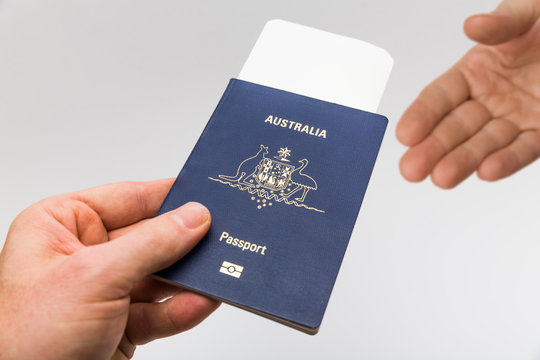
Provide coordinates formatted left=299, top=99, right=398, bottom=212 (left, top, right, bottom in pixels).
left=1, top=1, right=540, bottom=359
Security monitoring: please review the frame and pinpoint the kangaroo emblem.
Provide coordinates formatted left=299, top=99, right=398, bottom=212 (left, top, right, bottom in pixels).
left=209, top=145, right=324, bottom=213
left=218, top=145, right=269, bottom=184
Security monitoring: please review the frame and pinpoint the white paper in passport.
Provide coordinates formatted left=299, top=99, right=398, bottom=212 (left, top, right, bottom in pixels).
left=238, top=19, right=393, bottom=113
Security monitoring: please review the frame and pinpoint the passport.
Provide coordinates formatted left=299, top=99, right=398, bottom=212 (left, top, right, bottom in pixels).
left=156, top=79, right=388, bottom=334
left=155, top=20, right=392, bottom=334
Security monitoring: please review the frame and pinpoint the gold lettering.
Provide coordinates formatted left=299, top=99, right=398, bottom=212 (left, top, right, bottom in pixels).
left=219, top=232, right=228, bottom=241
left=263, top=115, right=326, bottom=140
left=218, top=230, right=268, bottom=256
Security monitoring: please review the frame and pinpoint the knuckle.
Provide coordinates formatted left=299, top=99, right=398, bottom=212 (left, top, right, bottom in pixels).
left=6, top=198, right=57, bottom=236
left=146, top=215, right=191, bottom=253
left=135, top=183, right=150, bottom=217
left=163, top=214, right=190, bottom=237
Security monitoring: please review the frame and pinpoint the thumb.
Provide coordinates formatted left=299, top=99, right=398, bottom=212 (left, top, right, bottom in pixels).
left=80, top=202, right=210, bottom=296
left=464, top=0, right=540, bottom=45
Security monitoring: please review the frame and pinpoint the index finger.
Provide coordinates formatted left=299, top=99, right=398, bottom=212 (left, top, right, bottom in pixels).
left=71, top=178, right=175, bottom=230
left=396, top=66, right=470, bottom=146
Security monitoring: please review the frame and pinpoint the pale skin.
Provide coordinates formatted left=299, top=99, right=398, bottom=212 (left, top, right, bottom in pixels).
left=0, top=179, right=220, bottom=360
left=4, top=1, right=540, bottom=358
left=397, top=0, right=540, bottom=188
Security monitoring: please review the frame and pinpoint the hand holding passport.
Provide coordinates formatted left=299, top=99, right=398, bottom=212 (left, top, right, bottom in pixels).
left=0, top=20, right=393, bottom=360
left=0, top=181, right=220, bottom=359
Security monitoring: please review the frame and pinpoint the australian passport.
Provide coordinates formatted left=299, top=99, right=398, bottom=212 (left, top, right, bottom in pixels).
left=155, top=20, right=393, bottom=334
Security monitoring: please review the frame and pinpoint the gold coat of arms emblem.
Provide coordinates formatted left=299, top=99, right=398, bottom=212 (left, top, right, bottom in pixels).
left=208, top=144, right=323, bottom=213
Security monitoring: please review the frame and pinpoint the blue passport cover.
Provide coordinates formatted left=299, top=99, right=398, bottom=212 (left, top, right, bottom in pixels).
left=156, top=78, right=387, bottom=334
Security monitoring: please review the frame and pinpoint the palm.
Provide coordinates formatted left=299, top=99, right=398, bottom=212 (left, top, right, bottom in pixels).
left=397, top=18, right=540, bottom=188
left=462, top=21, right=540, bottom=128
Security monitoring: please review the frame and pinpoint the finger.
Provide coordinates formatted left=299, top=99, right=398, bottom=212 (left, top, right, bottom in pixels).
left=399, top=100, right=491, bottom=182
left=102, top=201, right=209, bottom=285
left=431, top=118, right=521, bottom=188
left=108, top=218, right=152, bottom=241
left=126, top=291, right=220, bottom=345
left=397, top=67, right=470, bottom=146
left=130, top=277, right=183, bottom=303
left=108, top=211, right=184, bottom=302
left=464, top=0, right=540, bottom=45
left=73, top=178, right=174, bottom=230
left=15, top=195, right=108, bottom=248
left=477, top=129, right=540, bottom=181
left=73, top=202, right=211, bottom=298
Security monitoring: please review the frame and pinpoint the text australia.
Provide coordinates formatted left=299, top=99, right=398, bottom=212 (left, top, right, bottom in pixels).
left=264, top=115, right=327, bottom=139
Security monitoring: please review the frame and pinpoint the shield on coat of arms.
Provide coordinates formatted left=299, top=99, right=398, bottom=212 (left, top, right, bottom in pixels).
left=254, top=158, right=295, bottom=191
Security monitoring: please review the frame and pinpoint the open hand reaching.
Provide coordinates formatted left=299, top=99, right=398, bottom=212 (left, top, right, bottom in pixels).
left=397, top=0, right=540, bottom=188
